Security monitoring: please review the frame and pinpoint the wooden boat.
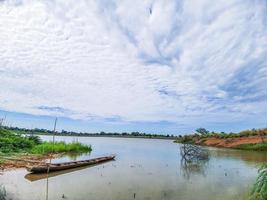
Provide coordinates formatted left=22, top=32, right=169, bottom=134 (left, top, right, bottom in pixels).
left=26, top=155, right=115, bottom=174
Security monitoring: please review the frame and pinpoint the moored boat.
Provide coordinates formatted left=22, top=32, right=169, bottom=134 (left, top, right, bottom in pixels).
left=26, top=155, right=115, bottom=173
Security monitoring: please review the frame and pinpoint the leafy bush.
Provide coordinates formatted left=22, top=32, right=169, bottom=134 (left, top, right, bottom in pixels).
left=27, top=135, right=42, bottom=145
left=0, top=129, right=34, bottom=153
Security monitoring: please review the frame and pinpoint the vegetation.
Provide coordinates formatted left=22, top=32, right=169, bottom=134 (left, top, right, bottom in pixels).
left=0, top=128, right=91, bottom=155
left=236, top=143, right=267, bottom=151
left=31, top=141, right=92, bottom=154
left=176, top=128, right=267, bottom=142
left=195, top=128, right=209, bottom=136
left=2, top=126, right=177, bottom=139
left=175, top=127, right=267, bottom=151
left=0, top=129, right=36, bottom=153
left=249, top=163, right=267, bottom=200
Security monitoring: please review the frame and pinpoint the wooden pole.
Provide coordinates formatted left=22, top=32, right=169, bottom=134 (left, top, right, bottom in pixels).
left=46, top=117, right=58, bottom=200
left=52, top=118, right=57, bottom=145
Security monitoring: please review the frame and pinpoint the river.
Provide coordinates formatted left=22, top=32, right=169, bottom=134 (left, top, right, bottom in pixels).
left=1, top=136, right=267, bottom=200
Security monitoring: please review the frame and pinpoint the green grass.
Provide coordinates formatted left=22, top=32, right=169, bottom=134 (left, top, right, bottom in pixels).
left=235, top=142, right=267, bottom=151
left=31, top=141, right=92, bottom=154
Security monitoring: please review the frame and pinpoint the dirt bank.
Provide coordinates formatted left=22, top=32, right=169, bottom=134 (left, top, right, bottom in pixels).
left=0, top=154, right=62, bottom=171
left=196, top=135, right=267, bottom=148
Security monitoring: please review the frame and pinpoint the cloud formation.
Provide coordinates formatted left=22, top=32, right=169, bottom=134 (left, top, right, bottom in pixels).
left=0, top=0, right=267, bottom=128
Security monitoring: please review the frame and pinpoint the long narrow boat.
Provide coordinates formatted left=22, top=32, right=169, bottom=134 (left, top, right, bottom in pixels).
left=26, top=155, right=115, bottom=174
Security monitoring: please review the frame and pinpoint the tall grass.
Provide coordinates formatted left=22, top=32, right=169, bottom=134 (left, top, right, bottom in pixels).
left=249, top=163, right=267, bottom=200
left=31, top=141, right=92, bottom=154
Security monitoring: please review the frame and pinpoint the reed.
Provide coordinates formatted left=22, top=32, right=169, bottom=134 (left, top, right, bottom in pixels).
left=31, top=141, right=92, bottom=154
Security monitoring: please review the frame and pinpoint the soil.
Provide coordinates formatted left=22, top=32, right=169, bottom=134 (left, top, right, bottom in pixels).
left=0, top=153, right=63, bottom=171
left=197, top=135, right=267, bottom=148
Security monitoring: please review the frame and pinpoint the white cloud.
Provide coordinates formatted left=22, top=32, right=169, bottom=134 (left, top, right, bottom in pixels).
left=0, top=0, right=267, bottom=127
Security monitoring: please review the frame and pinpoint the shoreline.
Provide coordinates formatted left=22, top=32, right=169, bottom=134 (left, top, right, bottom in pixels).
left=175, top=135, right=267, bottom=151
left=0, top=153, right=63, bottom=171
left=34, top=133, right=178, bottom=140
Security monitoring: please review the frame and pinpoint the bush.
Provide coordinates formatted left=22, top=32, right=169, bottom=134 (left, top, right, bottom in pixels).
left=27, top=135, right=42, bottom=145
left=0, top=129, right=34, bottom=153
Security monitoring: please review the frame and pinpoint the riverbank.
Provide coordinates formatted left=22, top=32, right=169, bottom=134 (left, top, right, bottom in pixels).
left=195, top=135, right=267, bottom=148
left=0, top=153, right=61, bottom=170
left=175, top=128, right=267, bottom=151
left=0, top=128, right=92, bottom=170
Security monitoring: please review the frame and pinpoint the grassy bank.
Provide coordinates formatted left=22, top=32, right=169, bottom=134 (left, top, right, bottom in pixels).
left=236, top=142, right=267, bottom=151
left=0, top=128, right=91, bottom=155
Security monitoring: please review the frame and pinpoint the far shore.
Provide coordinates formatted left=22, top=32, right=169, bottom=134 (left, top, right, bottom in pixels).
left=34, top=133, right=178, bottom=140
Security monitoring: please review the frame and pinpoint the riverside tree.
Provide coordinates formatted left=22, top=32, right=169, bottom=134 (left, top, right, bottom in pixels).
left=195, top=128, right=209, bottom=136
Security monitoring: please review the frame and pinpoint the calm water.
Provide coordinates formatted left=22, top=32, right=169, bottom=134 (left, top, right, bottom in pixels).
left=1, top=136, right=267, bottom=200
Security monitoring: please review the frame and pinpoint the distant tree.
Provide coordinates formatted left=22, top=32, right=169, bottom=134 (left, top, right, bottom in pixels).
left=195, top=128, right=209, bottom=136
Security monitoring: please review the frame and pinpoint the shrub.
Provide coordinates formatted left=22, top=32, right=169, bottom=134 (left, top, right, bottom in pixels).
left=27, top=135, right=42, bottom=145
left=0, top=129, right=34, bottom=153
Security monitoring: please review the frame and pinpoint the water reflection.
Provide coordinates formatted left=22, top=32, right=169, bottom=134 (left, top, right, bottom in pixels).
left=209, top=148, right=267, bottom=164
left=25, top=166, right=91, bottom=182
left=180, top=144, right=210, bottom=180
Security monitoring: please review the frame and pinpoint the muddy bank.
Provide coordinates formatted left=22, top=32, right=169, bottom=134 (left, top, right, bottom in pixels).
left=0, top=154, right=63, bottom=171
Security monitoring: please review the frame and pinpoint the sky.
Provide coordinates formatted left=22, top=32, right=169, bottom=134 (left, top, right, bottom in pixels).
left=0, top=0, right=267, bottom=135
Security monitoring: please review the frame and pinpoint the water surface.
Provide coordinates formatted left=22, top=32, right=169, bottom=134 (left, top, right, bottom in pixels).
left=1, top=136, right=267, bottom=200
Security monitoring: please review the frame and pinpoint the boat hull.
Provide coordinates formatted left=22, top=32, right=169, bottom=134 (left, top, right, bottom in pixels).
left=26, top=155, right=115, bottom=173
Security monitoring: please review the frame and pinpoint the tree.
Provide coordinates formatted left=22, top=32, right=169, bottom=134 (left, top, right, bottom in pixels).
left=195, top=128, right=209, bottom=136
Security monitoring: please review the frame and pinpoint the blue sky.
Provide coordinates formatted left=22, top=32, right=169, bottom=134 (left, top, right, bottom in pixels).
left=0, top=0, right=267, bottom=135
